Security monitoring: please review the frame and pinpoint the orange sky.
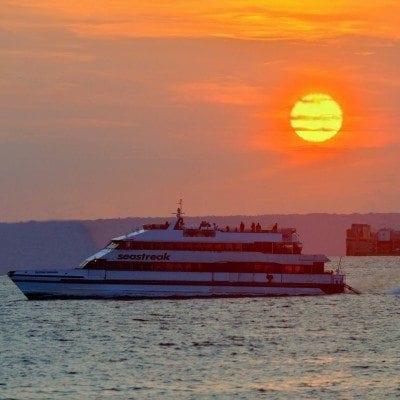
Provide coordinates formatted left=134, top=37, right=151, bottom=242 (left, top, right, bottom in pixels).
left=1, top=1, right=400, bottom=221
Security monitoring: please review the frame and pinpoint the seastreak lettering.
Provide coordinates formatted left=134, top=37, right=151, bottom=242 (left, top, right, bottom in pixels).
left=117, top=253, right=170, bottom=261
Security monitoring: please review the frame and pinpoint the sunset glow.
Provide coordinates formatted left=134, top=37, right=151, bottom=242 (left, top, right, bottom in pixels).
left=1, top=1, right=400, bottom=220
left=290, top=93, right=343, bottom=143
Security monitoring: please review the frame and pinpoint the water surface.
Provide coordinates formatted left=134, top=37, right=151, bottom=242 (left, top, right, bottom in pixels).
left=1, top=257, right=399, bottom=399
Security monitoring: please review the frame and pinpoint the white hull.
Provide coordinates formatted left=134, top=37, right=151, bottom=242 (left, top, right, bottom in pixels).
left=13, top=281, right=325, bottom=298
left=8, top=269, right=345, bottom=299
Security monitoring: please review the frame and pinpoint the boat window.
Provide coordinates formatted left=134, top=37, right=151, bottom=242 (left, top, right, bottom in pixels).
left=109, top=240, right=287, bottom=253
left=100, top=260, right=324, bottom=274
left=293, top=265, right=301, bottom=273
left=283, top=265, right=293, bottom=273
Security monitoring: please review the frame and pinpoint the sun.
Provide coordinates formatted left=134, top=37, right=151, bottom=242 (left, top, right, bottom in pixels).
left=290, top=93, right=343, bottom=143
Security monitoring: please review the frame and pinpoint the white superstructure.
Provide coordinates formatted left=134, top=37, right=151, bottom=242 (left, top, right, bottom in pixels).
left=8, top=202, right=345, bottom=299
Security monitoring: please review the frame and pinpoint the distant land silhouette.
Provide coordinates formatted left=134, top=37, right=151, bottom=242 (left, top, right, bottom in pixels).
left=1, top=213, right=400, bottom=274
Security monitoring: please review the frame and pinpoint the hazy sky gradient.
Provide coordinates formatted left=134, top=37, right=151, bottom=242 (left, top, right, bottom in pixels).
left=1, top=1, right=399, bottom=221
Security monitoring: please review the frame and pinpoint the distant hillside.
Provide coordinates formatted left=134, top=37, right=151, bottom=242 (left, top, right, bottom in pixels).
left=1, top=214, right=400, bottom=274
left=0, top=221, right=97, bottom=275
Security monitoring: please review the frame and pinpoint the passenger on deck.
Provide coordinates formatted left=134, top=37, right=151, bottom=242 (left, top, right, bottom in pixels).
left=226, top=226, right=230, bottom=232
left=256, top=222, right=261, bottom=232
left=240, top=221, right=245, bottom=232
left=251, top=222, right=256, bottom=232
left=272, top=223, right=278, bottom=232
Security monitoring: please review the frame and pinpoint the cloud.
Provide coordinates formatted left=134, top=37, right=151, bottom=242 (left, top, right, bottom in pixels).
left=291, top=115, right=342, bottom=121
left=294, top=127, right=338, bottom=132
left=3, top=1, right=400, bottom=41
left=1, top=2, right=400, bottom=219
left=172, top=81, right=266, bottom=105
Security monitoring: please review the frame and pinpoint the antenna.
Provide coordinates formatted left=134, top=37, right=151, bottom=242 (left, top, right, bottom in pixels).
left=175, top=198, right=185, bottom=219
left=173, top=199, right=185, bottom=229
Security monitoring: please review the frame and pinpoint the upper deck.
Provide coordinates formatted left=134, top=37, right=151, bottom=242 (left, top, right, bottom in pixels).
left=113, top=220, right=300, bottom=245
left=110, top=202, right=302, bottom=253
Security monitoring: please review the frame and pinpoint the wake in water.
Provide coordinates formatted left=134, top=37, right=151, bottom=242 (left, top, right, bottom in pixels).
left=329, top=256, right=400, bottom=295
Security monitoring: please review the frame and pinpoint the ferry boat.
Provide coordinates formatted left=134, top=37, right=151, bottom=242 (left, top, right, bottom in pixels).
left=8, top=202, right=345, bottom=299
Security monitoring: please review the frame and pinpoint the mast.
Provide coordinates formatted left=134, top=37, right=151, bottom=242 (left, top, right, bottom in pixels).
left=173, top=199, right=185, bottom=230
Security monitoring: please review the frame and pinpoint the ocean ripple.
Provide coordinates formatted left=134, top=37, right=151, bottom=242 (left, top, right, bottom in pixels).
left=1, top=256, right=399, bottom=399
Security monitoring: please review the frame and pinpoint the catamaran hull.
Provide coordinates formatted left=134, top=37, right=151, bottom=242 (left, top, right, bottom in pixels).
left=8, top=270, right=345, bottom=299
